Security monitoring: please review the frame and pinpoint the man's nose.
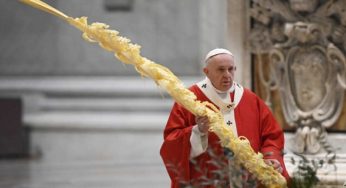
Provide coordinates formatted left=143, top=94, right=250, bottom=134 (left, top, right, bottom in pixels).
left=225, top=70, right=232, bottom=76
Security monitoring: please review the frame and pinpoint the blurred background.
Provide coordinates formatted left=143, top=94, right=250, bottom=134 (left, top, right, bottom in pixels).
left=0, top=0, right=237, bottom=187
left=1, top=0, right=346, bottom=187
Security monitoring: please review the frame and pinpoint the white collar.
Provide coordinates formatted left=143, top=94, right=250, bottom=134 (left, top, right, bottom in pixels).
left=196, top=77, right=244, bottom=137
left=197, top=77, right=244, bottom=111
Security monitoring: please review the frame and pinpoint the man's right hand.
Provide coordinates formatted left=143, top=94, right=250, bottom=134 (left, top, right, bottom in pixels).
left=195, top=116, right=210, bottom=134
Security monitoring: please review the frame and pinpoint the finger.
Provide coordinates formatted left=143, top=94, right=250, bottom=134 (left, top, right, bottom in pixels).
left=195, top=116, right=203, bottom=122
left=270, top=160, right=281, bottom=168
left=199, top=121, right=208, bottom=128
left=264, top=159, right=272, bottom=166
left=196, top=116, right=208, bottom=124
left=266, top=159, right=278, bottom=165
left=201, top=116, right=209, bottom=120
left=199, top=117, right=209, bottom=123
left=200, top=119, right=209, bottom=125
left=266, top=159, right=282, bottom=173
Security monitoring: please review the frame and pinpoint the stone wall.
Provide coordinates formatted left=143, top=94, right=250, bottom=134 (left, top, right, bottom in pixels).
left=0, top=0, right=228, bottom=77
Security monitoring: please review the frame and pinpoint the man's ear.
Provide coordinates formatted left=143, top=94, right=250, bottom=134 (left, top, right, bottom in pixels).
left=203, top=67, right=208, bottom=75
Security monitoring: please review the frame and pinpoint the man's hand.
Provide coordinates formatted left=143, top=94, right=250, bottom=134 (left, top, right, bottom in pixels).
left=264, top=159, right=283, bottom=174
left=195, top=116, right=210, bottom=134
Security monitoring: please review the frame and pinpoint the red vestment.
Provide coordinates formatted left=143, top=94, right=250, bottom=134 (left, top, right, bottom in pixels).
left=160, top=84, right=289, bottom=188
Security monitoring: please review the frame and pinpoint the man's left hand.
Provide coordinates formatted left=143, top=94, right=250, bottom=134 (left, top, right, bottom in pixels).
left=264, top=159, right=283, bottom=174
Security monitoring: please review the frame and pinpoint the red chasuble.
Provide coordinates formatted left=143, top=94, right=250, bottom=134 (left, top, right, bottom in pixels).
left=160, top=84, right=289, bottom=188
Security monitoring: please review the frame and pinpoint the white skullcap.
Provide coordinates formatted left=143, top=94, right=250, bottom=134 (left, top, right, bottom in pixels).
left=205, top=48, right=233, bottom=62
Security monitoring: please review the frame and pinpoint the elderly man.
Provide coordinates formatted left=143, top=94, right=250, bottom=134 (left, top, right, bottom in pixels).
left=160, top=48, right=289, bottom=187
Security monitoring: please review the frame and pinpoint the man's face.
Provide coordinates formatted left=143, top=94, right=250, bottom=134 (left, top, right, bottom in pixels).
left=203, top=54, right=236, bottom=92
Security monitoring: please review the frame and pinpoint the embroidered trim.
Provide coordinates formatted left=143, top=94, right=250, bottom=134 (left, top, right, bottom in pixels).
left=197, top=77, right=244, bottom=137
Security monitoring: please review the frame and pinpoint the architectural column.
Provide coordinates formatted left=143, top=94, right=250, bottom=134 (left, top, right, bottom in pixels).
left=226, top=0, right=251, bottom=88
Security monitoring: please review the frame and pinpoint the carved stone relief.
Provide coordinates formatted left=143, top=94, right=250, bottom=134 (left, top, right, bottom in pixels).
left=249, top=0, right=346, bottom=154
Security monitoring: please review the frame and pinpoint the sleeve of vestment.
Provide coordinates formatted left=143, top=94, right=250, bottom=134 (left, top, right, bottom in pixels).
left=258, top=98, right=290, bottom=180
left=160, top=102, right=195, bottom=185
